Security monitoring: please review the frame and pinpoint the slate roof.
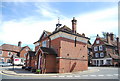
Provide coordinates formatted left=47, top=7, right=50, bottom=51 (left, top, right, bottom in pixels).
left=40, top=47, right=57, bottom=55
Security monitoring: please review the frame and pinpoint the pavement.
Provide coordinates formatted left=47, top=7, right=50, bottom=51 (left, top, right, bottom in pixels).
left=1, top=66, right=100, bottom=76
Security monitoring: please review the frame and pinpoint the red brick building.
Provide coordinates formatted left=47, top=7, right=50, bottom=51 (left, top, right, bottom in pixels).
left=27, top=17, right=89, bottom=73
left=91, top=33, right=120, bottom=66
left=0, top=42, right=31, bottom=63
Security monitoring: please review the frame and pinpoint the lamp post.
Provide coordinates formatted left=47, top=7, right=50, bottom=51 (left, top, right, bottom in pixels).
left=13, top=54, right=15, bottom=71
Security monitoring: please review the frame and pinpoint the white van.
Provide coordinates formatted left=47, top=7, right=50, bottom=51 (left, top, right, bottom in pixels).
left=13, top=58, right=24, bottom=66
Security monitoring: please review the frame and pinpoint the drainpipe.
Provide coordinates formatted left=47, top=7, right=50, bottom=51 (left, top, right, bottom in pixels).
left=116, top=37, right=119, bottom=56
left=48, top=36, right=51, bottom=48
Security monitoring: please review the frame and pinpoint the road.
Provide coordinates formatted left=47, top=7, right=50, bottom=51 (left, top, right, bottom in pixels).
left=0, top=66, right=119, bottom=80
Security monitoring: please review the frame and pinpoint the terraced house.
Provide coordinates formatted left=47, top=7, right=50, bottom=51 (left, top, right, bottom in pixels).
left=91, top=33, right=120, bottom=66
left=27, top=17, right=89, bottom=73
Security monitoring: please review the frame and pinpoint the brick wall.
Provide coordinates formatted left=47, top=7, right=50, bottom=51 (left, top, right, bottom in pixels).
left=2, top=50, right=17, bottom=62
left=20, top=47, right=30, bottom=58
left=45, top=54, right=56, bottom=73
left=58, top=37, right=88, bottom=73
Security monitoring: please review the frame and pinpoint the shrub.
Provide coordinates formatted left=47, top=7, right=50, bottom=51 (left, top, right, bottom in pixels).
left=36, top=69, right=41, bottom=74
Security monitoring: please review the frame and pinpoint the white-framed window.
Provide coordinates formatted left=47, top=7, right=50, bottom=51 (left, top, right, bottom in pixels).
left=42, top=40, right=47, bottom=47
left=100, top=52, right=104, bottom=57
left=96, top=40, right=100, bottom=44
left=95, top=53, right=99, bottom=57
left=99, top=45, right=103, bottom=51
left=0, top=51, right=2, bottom=55
left=94, top=46, right=98, bottom=51
left=8, top=52, right=12, bottom=57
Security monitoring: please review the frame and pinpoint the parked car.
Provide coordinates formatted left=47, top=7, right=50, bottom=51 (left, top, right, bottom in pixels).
left=0, top=62, right=12, bottom=67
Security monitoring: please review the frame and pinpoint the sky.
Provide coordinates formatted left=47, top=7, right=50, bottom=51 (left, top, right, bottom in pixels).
left=0, top=1, right=118, bottom=50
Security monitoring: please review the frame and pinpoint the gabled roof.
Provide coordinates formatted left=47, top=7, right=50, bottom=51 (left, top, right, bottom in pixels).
left=20, top=46, right=30, bottom=52
left=1, top=44, right=21, bottom=52
left=40, top=47, right=57, bottom=55
left=34, top=30, right=52, bottom=44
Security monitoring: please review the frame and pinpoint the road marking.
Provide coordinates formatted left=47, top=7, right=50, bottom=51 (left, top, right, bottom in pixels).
left=114, top=74, right=119, bottom=76
left=75, top=75, right=80, bottom=77
left=51, top=76, right=58, bottom=77
left=106, top=74, right=113, bottom=76
left=66, top=75, right=73, bottom=77
left=90, top=75, right=96, bottom=77
left=58, top=76, right=65, bottom=77
left=82, top=75, right=88, bottom=77
left=98, top=75, right=104, bottom=76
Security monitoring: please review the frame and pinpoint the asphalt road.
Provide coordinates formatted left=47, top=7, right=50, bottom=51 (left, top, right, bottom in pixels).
left=0, top=66, right=119, bottom=80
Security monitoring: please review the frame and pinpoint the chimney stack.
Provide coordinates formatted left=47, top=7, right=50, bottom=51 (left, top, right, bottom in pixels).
left=116, top=37, right=119, bottom=56
left=106, top=33, right=111, bottom=45
left=18, top=41, right=22, bottom=47
left=109, top=32, right=114, bottom=41
left=71, top=17, right=77, bottom=34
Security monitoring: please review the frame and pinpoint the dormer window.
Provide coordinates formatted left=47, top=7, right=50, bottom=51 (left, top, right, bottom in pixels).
left=96, top=40, right=100, bottom=44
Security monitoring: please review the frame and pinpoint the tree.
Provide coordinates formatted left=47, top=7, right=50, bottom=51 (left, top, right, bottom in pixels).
left=102, top=32, right=107, bottom=38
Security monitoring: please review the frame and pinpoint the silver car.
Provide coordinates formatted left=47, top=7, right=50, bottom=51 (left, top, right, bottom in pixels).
left=0, top=62, right=12, bottom=67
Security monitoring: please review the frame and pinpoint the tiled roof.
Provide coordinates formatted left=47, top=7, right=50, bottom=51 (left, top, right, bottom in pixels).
left=1, top=44, right=21, bottom=52
left=100, top=37, right=118, bottom=47
left=109, top=54, right=120, bottom=59
left=40, top=47, right=57, bottom=55
left=52, top=25, right=89, bottom=39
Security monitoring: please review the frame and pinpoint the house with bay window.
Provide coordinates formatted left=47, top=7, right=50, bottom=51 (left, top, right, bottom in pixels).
left=31, top=17, right=89, bottom=73
left=91, top=33, right=120, bottom=66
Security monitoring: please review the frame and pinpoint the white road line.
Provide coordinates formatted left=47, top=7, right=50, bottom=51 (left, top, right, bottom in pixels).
left=90, top=75, right=97, bottom=77
left=51, top=76, right=58, bottom=77
left=114, top=74, right=119, bottom=76
left=82, top=75, right=88, bottom=77
left=98, top=75, right=104, bottom=76
left=106, top=74, right=113, bottom=76
left=58, top=76, right=65, bottom=77
left=75, top=75, right=80, bottom=77
left=66, top=75, right=73, bottom=77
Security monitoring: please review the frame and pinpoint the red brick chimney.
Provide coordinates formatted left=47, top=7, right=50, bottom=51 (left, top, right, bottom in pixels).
left=109, top=32, right=114, bottom=41
left=71, top=17, right=77, bottom=34
left=18, top=41, right=22, bottom=47
left=106, top=33, right=111, bottom=44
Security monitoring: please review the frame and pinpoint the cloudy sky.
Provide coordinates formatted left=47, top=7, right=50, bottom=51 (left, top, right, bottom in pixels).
left=0, top=1, right=118, bottom=50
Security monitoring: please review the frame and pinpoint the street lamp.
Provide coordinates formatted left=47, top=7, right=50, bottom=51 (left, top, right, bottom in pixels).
left=13, top=54, right=15, bottom=71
